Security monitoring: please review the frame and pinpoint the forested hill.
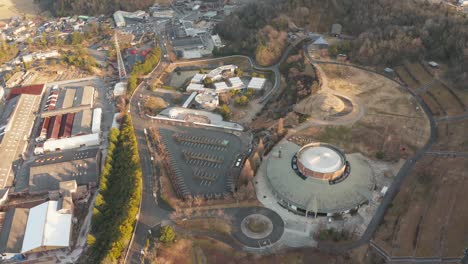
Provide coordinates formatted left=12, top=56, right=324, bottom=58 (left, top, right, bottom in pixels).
left=215, top=0, right=468, bottom=88
left=48, top=0, right=157, bottom=16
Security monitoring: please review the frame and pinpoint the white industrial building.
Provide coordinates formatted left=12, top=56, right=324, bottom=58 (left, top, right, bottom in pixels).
left=113, top=10, right=148, bottom=27
left=248, top=77, right=267, bottom=90
left=92, top=108, right=102, bottom=134
left=38, top=133, right=100, bottom=153
left=0, top=200, right=73, bottom=259
left=211, top=34, right=224, bottom=48
left=186, top=83, right=205, bottom=92
left=228, top=77, right=244, bottom=90
left=21, top=201, right=72, bottom=253
left=152, top=9, right=175, bottom=18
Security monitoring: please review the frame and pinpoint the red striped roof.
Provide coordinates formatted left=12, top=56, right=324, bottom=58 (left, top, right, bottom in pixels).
left=7, top=84, right=45, bottom=99
left=62, top=113, right=75, bottom=138
left=50, top=114, right=62, bottom=139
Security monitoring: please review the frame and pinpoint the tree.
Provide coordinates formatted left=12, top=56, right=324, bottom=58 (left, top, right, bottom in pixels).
left=256, top=138, right=265, bottom=156
left=234, top=95, right=249, bottom=106
left=277, top=117, right=284, bottom=135
left=203, top=77, right=213, bottom=86
left=144, top=96, right=167, bottom=115
left=250, top=152, right=261, bottom=171
left=159, top=225, right=176, bottom=243
left=219, top=104, right=231, bottom=119
left=240, top=159, right=254, bottom=186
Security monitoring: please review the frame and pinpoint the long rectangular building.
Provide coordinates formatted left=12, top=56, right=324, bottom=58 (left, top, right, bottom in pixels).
left=0, top=84, right=45, bottom=188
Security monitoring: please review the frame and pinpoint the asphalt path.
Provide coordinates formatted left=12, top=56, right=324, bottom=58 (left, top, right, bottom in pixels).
left=303, top=49, right=439, bottom=254
left=230, top=207, right=284, bottom=249
left=126, top=61, right=173, bottom=263
left=126, top=37, right=443, bottom=262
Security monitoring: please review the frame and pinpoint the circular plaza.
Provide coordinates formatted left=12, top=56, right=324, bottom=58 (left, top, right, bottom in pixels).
left=265, top=141, right=374, bottom=216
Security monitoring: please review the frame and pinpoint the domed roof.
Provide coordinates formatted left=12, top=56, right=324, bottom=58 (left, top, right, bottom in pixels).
left=297, top=145, right=344, bottom=173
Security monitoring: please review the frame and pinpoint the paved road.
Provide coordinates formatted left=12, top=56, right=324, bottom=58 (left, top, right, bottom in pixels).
left=302, top=51, right=439, bottom=254
left=171, top=36, right=310, bottom=105
left=126, top=59, right=173, bottom=263
left=435, top=112, right=468, bottom=123
left=230, top=207, right=284, bottom=249
left=125, top=36, right=451, bottom=262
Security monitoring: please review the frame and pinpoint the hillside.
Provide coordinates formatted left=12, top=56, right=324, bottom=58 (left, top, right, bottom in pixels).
left=48, top=0, right=171, bottom=16
left=215, top=0, right=468, bottom=88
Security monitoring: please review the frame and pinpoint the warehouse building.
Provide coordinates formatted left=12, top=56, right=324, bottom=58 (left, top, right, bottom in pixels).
left=29, top=148, right=99, bottom=193
left=0, top=200, right=73, bottom=258
left=0, top=84, right=45, bottom=188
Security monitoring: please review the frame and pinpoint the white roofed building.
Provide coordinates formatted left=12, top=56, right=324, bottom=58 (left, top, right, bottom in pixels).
left=214, top=81, right=229, bottom=92
left=228, top=77, right=245, bottom=90
left=92, top=108, right=102, bottom=134
left=186, top=83, right=205, bottom=93
left=211, top=34, right=224, bottom=48
left=40, top=133, right=100, bottom=153
left=113, top=82, right=127, bottom=97
left=248, top=77, right=266, bottom=90
left=21, top=201, right=72, bottom=253
left=191, top=73, right=205, bottom=83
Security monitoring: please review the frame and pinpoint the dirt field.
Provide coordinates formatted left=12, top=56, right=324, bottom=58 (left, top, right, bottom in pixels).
left=146, top=234, right=358, bottom=264
left=433, top=119, right=468, bottom=152
left=395, top=66, right=419, bottom=90
left=405, top=62, right=433, bottom=85
left=297, top=64, right=431, bottom=159
left=397, top=62, right=467, bottom=116
left=0, top=0, right=39, bottom=20
left=374, top=156, right=468, bottom=258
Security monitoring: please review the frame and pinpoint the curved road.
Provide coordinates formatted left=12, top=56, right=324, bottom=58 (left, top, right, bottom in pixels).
left=302, top=46, right=439, bottom=253
left=125, top=38, right=309, bottom=262
left=126, top=37, right=440, bottom=262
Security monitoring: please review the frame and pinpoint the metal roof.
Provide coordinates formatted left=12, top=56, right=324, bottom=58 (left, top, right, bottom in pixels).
left=21, top=201, right=72, bottom=253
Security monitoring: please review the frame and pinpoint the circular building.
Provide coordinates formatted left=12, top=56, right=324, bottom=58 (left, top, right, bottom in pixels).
left=265, top=141, right=374, bottom=216
left=295, top=143, right=346, bottom=180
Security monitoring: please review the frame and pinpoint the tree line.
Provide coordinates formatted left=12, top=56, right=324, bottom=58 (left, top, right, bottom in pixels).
left=87, top=114, right=142, bottom=263
left=216, top=0, right=468, bottom=88
left=127, top=46, right=162, bottom=95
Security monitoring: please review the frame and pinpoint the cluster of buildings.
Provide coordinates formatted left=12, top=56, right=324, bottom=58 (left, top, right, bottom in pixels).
left=0, top=82, right=103, bottom=260
left=183, top=65, right=266, bottom=110
left=112, top=1, right=241, bottom=59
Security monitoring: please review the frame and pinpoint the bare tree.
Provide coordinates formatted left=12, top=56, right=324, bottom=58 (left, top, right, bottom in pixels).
left=193, top=196, right=204, bottom=207
left=277, top=117, right=284, bottom=135
left=240, top=159, right=254, bottom=186
left=256, top=138, right=265, bottom=156
left=249, top=152, right=261, bottom=171
left=245, top=181, right=256, bottom=200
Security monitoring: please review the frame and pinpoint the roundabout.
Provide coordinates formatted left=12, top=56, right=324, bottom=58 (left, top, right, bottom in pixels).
left=232, top=207, right=284, bottom=248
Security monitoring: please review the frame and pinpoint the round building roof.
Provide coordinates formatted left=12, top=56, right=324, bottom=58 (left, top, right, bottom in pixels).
left=297, top=144, right=345, bottom=173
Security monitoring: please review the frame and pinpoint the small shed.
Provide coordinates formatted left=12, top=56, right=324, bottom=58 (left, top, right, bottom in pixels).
left=331, top=24, right=342, bottom=37
left=428, top=61, right=439, bottom=68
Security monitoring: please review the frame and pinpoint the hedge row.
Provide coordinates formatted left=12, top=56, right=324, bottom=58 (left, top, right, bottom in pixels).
left=87, top=114, right=142, bottom=263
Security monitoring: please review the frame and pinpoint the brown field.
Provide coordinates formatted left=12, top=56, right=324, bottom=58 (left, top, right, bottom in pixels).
left=374, top=156, right=468, bottom=258
left=146, top=235, right=347, bottom=264
left=418, top=93, right=446, bottom=116
left=433, top=119, right=468, bottom=152
left=0, top=0, right=39, bottom=20
left=405, top=62, right=433, bottom=85
left=298, top=65, right=431, bottom=159
left=394, top=66, right=419, bottom=89
left=425, top=81, right=465, bottom=116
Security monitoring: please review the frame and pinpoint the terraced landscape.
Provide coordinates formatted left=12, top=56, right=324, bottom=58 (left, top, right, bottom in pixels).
left=374, top=61, right=468, bottom=260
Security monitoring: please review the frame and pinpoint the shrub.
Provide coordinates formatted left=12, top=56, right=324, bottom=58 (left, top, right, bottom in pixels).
left=159, top=226, right=176, bottom=243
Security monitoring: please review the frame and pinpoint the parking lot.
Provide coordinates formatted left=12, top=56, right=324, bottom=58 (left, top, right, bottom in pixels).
left=158, top=125, right=249, bottom=198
